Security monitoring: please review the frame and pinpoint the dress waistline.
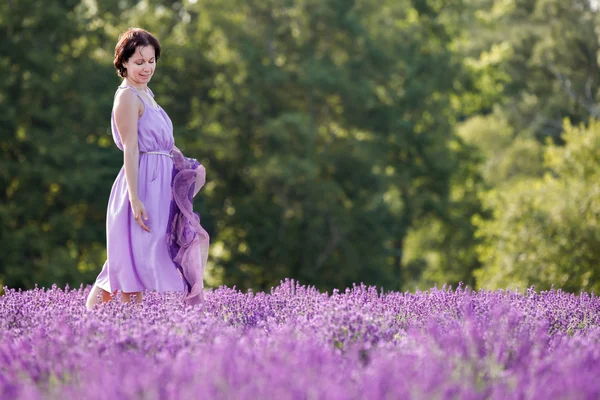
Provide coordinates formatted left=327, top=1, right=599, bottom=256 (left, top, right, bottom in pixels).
left=140, top=150, right=173, bottom=158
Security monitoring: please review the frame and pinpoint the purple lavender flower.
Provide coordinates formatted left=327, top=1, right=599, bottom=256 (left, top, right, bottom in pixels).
left=1, top=279, right=599, bottom=399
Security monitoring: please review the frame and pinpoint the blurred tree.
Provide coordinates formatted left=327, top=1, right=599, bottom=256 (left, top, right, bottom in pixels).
left=0, top=0, right=523, bottom=295
left=474, top=118, right=600, bottom=292
left=0, top=0, right=123, bottom=290
left=459, top=0, right=600, bottom=141
left=391, top=0, right=497, bottom=290
left=408, top=0, right=600, bottom=291
left=164, top=0, right=471, bottom=292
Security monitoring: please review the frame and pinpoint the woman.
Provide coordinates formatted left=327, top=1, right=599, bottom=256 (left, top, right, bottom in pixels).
left=86, top=28, right=209, bottom=310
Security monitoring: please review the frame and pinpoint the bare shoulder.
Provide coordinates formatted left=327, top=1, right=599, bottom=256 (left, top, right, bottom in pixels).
left=114, top=87, right=142, bottom=116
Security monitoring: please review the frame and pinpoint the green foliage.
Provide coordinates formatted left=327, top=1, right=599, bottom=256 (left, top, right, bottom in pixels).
left=403, top=134, right=486, bottom=290
left=406, top=0, right=600, bottom=292
left=457, top=110, right=546, bottom=186
left=185, top=0, right=467, bottom=292
left=4, top=0, right=599, bottom=294
left=472, top=0, right=600, bottom=141
left=0, top=0, right=120, bottom=289
left=474, top=119, right=600, bottom=292
left=1, top=0, right=469, bottom=293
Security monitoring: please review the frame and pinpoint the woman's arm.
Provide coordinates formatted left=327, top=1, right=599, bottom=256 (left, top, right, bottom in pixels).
left=113, top=89, right=150, bottom=232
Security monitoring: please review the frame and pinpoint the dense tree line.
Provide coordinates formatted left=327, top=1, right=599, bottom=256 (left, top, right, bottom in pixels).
left=2, top=0, right=600, bottom=294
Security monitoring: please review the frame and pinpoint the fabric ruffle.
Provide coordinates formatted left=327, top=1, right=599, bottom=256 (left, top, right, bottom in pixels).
left=166, top=146, right=210, bottom=306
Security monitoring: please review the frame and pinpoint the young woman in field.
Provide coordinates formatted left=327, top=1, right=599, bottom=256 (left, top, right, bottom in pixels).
left=86, top=28, right=209, bottom=310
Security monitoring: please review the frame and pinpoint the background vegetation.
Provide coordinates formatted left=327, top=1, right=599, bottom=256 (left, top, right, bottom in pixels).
left=2, top=0, right=600, bottom=294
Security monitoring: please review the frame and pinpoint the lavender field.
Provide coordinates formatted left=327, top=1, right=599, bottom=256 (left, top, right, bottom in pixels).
left=1, top=278, right=600, bottom=399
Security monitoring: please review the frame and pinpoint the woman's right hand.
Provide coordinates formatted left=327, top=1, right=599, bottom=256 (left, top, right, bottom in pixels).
left=130, top=197, right=150, bottom=232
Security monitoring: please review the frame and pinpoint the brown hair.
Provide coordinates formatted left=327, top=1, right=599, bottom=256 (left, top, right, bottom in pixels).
left=113, top=28, right=161, bottom=78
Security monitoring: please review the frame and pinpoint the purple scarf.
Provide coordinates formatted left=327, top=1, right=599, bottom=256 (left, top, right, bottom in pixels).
left=166, top=146, right=210, bottom=306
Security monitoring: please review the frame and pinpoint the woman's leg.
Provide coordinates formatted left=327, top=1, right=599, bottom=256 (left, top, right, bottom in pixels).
left=85, top=283, right=113, bottom=310
left=121, top=291, right=143, bottom=305
left=86, top=283, right=143, bottom=309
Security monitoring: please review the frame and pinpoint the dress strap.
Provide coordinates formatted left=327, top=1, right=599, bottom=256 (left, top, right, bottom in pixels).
left=116, top=85, right=155, bottom=99
left=117, top=84, right=138, bottom=92
left=115, top=85, right=141, bottom=101
left=116, top=85, right=160, bottom=110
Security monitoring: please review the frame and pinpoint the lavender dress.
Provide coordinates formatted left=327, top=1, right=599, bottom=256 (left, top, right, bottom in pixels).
left=94, top=85, right=209, bottom=305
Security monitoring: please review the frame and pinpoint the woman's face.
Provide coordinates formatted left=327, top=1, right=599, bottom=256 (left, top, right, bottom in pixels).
left=123, top=45, right=156, bottom=84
